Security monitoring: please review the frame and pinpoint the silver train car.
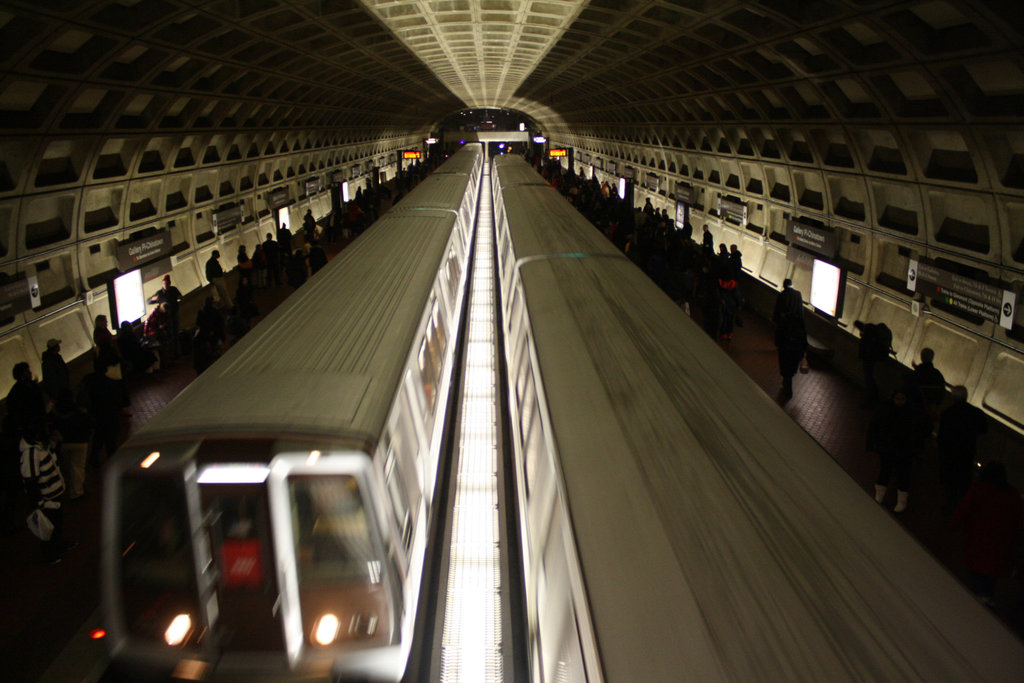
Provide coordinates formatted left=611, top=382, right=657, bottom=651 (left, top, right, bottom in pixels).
left=492, top=154, right=1024, bottom=682
left=100, top=144, right=483, bottom=681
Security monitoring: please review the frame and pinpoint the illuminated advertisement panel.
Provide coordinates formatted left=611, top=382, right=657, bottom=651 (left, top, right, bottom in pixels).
left=810, top=259, right=846, bottom=318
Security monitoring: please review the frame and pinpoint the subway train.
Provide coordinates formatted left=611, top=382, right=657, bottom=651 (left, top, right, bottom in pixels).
left=99, top=144, right=483, bottom=681
left=492, top=154, right=1024, bottom=682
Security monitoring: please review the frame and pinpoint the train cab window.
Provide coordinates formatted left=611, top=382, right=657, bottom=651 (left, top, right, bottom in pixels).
left=383, top=446, right=413, bottom=556
left=288, top=475, right=379, bottom=584
left=117, top=475, right=199, bottom=644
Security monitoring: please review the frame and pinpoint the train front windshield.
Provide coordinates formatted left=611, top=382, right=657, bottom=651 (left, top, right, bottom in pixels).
left=115, top=469, right=390, bottom=662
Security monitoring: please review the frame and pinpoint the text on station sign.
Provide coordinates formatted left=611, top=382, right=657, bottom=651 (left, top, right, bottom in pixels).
left=549, top=148, right=568, bottom=158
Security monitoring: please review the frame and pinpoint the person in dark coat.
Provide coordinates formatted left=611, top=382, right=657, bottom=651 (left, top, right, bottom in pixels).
left=235, top=273, right=258, bottom=322
left=286, top=248, right=308, bottom=289
left=303, top=209, right=317, bottom=243
left=948, top=461, right=1022, bottom=606
left=868, top=388, right=931, bottom=512
left=938, top=386, right=988, bottom=515
left=148, top=275, right=182, bottom=358
left=278, top=223, right=293, bottom=256
left=909, top=347, right=946, bottom=416
left=772, top=279, right=806, bottom=400
left=307, top=240, right=328, bottom=276
left=6, top=361, right=47, bottom=438
left=79, top=356, right=126, bottom=466
left=854, top=320, right=893, bottom=404
left=263, top=233, right=282, bottom=286
left=205, top=249, right=232, bottom=308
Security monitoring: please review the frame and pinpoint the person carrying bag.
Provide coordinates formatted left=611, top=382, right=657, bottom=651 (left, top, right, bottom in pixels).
left=20, top=420, right=75, bottom=563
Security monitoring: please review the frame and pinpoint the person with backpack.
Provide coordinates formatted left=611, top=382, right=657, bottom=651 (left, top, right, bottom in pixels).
left=854, top=320, right=893, bottom=404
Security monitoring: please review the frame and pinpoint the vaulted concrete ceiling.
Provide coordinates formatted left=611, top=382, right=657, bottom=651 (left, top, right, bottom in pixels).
left=0, top=1, right=1021, bottom=136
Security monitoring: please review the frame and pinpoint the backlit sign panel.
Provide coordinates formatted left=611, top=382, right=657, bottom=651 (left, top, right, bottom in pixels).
left=549, top=148, right=568, bottom=158
left=402, top=150, right=422, bottom=160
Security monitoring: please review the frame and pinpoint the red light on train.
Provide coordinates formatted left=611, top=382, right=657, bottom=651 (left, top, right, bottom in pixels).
left=90, top=629, right=106, bottom=640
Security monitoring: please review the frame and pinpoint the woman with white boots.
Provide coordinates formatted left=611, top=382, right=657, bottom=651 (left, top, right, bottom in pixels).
left=868, top=388, right=931, bottom=512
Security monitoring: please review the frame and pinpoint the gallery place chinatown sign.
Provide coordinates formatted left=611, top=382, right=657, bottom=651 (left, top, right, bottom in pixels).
left=116, top=231, right=172, bottom=271
left=786, top=220, right=838, bottom=259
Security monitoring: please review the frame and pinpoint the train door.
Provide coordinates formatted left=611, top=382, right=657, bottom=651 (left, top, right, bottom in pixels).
left=198, top=479, right=287, bottom=653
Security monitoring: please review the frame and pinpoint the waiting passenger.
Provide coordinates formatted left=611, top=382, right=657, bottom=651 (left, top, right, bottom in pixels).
left=853, top=320, right=893, bottom=404
left=116, top=321, right=158, bottom=375
left=308, top=240, right=328, bottom=276
left=948, top=461, right=1022, bottom=607
left=263, top=233, right=282, bottom=286
left=205, top=250, right=232, bottom=308
left=909, top=347, right=946, bottom=415
left=148, top=275, right=182, bottom=358
left=938, top=386, right=988, bottom=515
left=19, top=418, right=76, bottom=564
left=772, top=279, right=806, bottom=400
left=868, top=388, right=930, bottom=513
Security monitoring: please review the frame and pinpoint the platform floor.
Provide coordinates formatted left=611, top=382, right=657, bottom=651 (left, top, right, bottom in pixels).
left=5, top=241, right=1023, bottom=682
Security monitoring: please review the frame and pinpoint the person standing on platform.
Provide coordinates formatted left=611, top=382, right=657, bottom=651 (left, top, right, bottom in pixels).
left=948, top=461, right=1022, bottom=607
left=701, top=224, right=713, bottom=254
left=278, top=223, right=293, bottom=256
left=148, top=275, right=182, bottom=358
left=41, top=340, right=88, bottom=499
left=263, top=233, right=282, bottom=286
left=251, top=242, right=267, bottom=289
left=772, top=279, right=806, bottom=400
left=308, top=240, right=327, bottom=276
left=303, top=209, right=317, bottom=243
left=854, top=320, right=893, bottom=404
left=868, top=388, right=930, bottom=513
left=909, top=347, right=946, bottom=417
left=205, top=249, right=232, bottom=308
left=20, top=419, right=76, bottom=563
left=938, top=386, right=988, bottom=515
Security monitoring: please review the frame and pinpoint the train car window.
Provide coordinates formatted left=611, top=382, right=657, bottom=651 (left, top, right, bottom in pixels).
left=117, top=475, right=200, bottom=644
left=418, top=306, right=445, bottom=415
left=288, top=475, right=378, bottom=584
left=445, top=252, right=460, bottom=303
left=383, top=447, right=413, bottom=556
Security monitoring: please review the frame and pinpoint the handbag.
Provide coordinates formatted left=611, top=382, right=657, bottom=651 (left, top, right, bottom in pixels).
left=27, top=508, right=54, bottom=541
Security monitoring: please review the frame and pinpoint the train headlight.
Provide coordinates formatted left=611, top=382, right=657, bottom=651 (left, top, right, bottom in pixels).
left=313, top=613, right=341, bottom=646
left=164, top=613, right=192, bottom=646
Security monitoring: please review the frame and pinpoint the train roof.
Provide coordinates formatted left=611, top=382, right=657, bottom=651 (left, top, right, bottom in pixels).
left=515, top=235, right=1024, bottom=678
left=491, top=154, right=550, bottom=189
left=132, top=209, right=458, bottom=445
left=428, top=144, right=482, bottom=176
left=497, top=183, right=621, bottom=263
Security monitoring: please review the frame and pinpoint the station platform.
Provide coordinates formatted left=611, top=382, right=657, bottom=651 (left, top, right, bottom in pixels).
left=5, top=237, right=1024, bottom=682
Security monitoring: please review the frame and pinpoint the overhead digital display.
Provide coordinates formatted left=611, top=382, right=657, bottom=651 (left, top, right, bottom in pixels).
left=549, top=148, right=568, bottom=158
left=403, top=150, right=422, bottom=159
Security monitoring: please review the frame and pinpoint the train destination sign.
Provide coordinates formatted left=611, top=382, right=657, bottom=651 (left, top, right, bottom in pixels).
left=908, top=259, right=1017, bottom=329
left=548, top=148, right=568, bottom=158
left=786, top=220, right=837, bottom=258
left=402, top=150, right=422, bottom=159
left=116, top=230, right=173, bottom=271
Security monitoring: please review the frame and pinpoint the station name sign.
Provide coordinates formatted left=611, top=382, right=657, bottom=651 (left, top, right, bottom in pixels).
left=548, top=148, right=568, bottom=158
left=305, top=177, right=322, bottom=195
left=331, top=171, right=346, bottom=185
left=908, top=259, right=1017, bottom=329
left=786, top=220, right=837, bottom=259
left=644, top=173, right=660, bottom=192
left=718, top=197, right=748, bottom=226
left=211, top=206, right=243, bottom=232
left=402, top=150, right=422, bottom=160
left=116, top=230, right=173, bottom=271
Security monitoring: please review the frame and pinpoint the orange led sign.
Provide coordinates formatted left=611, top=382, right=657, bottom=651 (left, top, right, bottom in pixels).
left=402, top=150, right=422, bottom=159
left=548, top=148, right=568, bottom=158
